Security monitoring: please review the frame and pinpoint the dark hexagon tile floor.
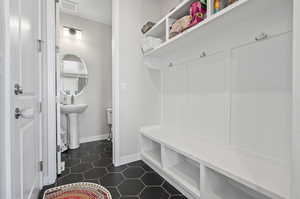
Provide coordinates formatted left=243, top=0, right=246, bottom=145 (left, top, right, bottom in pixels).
left=123, top=167, right=145, bottom=178
left=141, top=172, right=164, bottom=186
left=140, top=187, right=170, bottom=199
left=39, top=140, right=187, bottom=199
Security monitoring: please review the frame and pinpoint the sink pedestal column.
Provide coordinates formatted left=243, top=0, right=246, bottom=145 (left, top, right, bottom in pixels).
left=68, top=113, right=80, bottom=149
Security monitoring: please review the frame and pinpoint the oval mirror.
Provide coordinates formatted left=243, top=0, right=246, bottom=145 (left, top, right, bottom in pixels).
left=61, top=54, right=88, bottom=96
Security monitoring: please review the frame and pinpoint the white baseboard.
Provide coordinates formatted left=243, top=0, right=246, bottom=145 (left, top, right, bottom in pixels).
left=79, top=134, right=109, bottom=144
left=118, top=153, right=141, bottom=166
left=43, top=175, right=56, bottom=186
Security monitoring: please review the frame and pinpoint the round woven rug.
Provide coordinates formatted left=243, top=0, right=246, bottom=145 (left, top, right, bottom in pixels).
left=43, top=182, right=112, bottom=199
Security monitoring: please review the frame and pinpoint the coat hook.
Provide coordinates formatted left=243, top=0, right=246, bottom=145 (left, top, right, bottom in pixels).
left=200, top=52, right=206, bottom=58
left=255, top=33, right=268, bottom=41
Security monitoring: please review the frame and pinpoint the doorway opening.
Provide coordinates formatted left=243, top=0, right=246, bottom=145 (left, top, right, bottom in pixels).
left=55, top=0, right=114, bottom=178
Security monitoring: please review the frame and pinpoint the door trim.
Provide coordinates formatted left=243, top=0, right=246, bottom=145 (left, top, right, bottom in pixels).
left=112, top=0, right=121, bottom=166
left=1, top=0, right=12, bottom=198
left=41, top=0, right=57, bottom=185
left=42, top=0, right=123, bottom=187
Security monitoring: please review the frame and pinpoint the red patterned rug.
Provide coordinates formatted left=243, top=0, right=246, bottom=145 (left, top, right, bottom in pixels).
left=43, top=182, right=112, bottom=199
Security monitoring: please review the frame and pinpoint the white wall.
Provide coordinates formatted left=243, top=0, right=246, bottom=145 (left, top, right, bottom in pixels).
left=114, top=0, right=162, bottom=162
left=60, top=13, right=112, bottom=141
left=160, top=0, right=182, bottom=16
left=292, top=0, right=300, bottom=198
left=0, top=0, right=6, bottom=196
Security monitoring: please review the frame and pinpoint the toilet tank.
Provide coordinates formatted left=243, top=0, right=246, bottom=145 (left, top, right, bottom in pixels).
left=106, top=108, right=112, bottom=125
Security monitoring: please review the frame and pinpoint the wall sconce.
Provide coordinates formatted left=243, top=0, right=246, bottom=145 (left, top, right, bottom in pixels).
left=63, top=26, right=82, bottom=40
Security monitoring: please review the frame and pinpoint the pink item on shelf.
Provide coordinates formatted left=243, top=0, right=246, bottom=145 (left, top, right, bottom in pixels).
left=189, top=1, right=207, bottom=28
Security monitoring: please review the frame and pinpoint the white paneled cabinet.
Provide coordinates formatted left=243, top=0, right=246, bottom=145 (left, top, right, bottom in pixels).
left=140, top=0, right=293, bottom=198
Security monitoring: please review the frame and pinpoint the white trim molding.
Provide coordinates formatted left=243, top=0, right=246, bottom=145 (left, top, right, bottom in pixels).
left=1, top=0, right=12, bottom=198
left=61, top=11, right=112, bottom=27
left=112, top=0, right=121, bottom=166
left=79, top=134, right=109, bottom=144
left=42, top=0, right=57, bottom=186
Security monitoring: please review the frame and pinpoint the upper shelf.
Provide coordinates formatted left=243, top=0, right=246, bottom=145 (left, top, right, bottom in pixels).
left=143, top=0, right=291, bottom=60
left=144, top=18, right=166, bottom=39
left=140, top=125, right=290, bottom=199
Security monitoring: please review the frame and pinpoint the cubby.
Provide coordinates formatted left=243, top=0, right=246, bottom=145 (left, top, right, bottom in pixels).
left=141, top=135, right=162, bottom=168
left=163, top=147, right=201, bottom=197
left=203, top=168, right=271, bottom=199
left=144, top=18, right=167, bottom=43
left=143, top=0, right=291, bottom=60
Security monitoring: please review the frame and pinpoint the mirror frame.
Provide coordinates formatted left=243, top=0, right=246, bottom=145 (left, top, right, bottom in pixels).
left=60, top=54, right=88, bottom=97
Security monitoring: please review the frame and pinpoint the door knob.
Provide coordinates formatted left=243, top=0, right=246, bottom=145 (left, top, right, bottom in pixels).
left=15, top=108, right=22, bottom=119
left=15, top=107, right=34, bottom=119
left=14, top=83, right=23, bottom=95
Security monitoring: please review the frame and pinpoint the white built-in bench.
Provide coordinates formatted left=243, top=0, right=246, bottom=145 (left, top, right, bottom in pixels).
left=140, top=125, right=289, bottom=199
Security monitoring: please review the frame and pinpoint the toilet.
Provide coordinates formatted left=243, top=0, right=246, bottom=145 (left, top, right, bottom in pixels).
left=106, top=108, right=112, bottom=140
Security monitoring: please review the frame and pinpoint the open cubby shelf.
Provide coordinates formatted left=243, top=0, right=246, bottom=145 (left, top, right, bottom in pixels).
left=140, top=126, right=289, bottom=199
left=141, top=135, right=162, bottom=168
left=164, top=147, right=201, bottom=197
left=143, top=0, right=288, bottom=59
left=143, top=0, right=248, bottom=57
left=204, top=167, right=271, bottom=199
left=145, top=18, right=166, bottom=41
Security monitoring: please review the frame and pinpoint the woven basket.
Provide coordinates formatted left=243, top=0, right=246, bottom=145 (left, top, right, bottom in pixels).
left=43, top=182, right=112, bottom=199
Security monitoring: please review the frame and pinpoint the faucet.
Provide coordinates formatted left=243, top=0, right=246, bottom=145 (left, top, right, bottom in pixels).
left=71, top=95, right=75, bottom=104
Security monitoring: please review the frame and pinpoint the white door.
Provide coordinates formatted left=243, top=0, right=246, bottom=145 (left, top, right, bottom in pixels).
left=10, top=0, right=42, bottom=198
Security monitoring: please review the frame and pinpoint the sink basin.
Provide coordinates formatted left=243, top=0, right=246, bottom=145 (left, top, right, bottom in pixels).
left=61, top=104, right=88, bottom=114
left=61, top=104, right=88, bottom=149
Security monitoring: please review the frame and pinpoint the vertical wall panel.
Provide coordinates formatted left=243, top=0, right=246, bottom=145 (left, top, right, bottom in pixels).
left=162, top=64, right=187, bottom=132
left=186, top=52, right=230, bottom=144
left=230, top=33, right=292, bottom=162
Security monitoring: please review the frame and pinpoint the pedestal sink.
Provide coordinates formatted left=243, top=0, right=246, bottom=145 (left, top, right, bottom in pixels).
left=61, top=104, right=88, bottom=149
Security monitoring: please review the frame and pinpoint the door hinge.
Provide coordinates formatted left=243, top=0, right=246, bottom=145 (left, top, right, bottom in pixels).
left=56, top=46, right=60, bottom=54
left=38, top=101, right=42, bottom=113
left=37, top=39, right=43, bottom=52
left=39, top=161, right=44, bottom=172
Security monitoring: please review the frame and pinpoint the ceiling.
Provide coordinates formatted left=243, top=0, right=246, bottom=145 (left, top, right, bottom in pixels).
left=60, top=0, right=112, bottom=26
